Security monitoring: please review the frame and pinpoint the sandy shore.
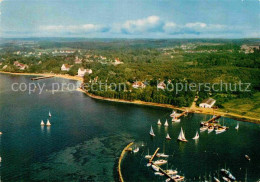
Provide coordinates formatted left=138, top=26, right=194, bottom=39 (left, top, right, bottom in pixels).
left=77, top=88, right=260, bottom=124
left=0, top=71, right=83, bottom=82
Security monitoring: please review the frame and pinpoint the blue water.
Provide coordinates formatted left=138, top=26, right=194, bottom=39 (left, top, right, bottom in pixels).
left=0, top=73, right=259, bottom=181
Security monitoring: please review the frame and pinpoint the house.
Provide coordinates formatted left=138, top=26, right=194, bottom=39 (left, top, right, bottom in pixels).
left=132, top=81, right=146, bottom=89
left=113, top=58, right=123, bottom=65
left=13, top=61, right=28, bottom=70
left=199, top=98, right=216, bottom=108
left=61, top=64, right=72, bottom=71
left=157, top=81, right=166, bottom=90
left=74, top=56, right=82, bottom=64
left=2, top=65, right=7, bottom=69
left=77, top=68, right=92, bottom=77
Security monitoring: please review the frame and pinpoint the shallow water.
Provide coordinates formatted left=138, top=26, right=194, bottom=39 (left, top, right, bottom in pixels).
left=0, top=74, right=259, bottom=181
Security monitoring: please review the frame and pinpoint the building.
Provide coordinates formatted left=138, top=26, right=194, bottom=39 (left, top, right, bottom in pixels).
left=113, top=58, right=123, bottom=65
left=61, top=64, right=72, bottom=71
left=199, top=98, right=216, bottom=108
left=77, top=68, right=92, bottom=77
left=14, top=61, right=29, bottom=70
left=132, top=81, right=146, bottom=89
left=2, top=65, right=7, bottom=69
left=157, top=81, right=166, bottom=90
left=74, top=56, right=82, bottom=64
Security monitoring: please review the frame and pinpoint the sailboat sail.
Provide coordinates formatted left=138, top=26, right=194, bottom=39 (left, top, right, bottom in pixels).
left=235, top=123, right=239, bottom=130
left=178, top=127, right=187, bottom=141
left=49, top=111, right=51, bottom=117
left=157, top=119, right=161, bottom=125
left=193, top=131, right=199, bottom=139
left=164, top=120, right=168, bottom=126
left=150, top=126, right=155, bottom=136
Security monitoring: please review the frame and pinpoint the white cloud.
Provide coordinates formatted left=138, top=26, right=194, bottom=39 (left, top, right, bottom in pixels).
left=185, top=22, right=207, bottom=29
left=121, top=16, right=163, bottom=34
left=40, top=24, right=109, bottom=33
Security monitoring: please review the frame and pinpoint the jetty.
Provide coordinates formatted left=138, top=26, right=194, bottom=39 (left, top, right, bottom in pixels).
left=175, top=111, right=188, bottom=119
left=149, top=148, right=178, bottom=182
left=31, top=76, right=54, bottom=80
left=118, top=142, right=134, bottom=182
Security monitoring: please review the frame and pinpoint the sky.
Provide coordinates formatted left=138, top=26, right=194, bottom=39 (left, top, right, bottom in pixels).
left=0, top=0, right=259, bottom=38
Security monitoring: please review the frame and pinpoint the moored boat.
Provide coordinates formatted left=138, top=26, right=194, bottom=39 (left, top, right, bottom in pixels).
left=154, top=159, right=167, bottom=165
left=172, top=116, right=181, bottom=122
left=245, top=155, right=250, bottom=161
left=145, top=149, right=151, bottom=159
left=151, top=165, right=159, bottom=171
left=172, top=175, right=185, bottom=181
left=154, top=172, right=164, bottom=176
left=208, top=126, right=214, bottom=133
left=133, top=147, right=139, bottom=153
left=165, top=169, right=178, bottom=175
left=166, top=133, right=171, bottom=140
left=215, top=127, right=226, bottom=134
left=156, top=153, right=169, bottom=158
left=150, top=126, right=155, bottom=137
left=177, top=127, right=188, bottom=142
left=222, top=177, right=231, bottom=182
left=221, top=169, right=236, bottom=181
left=193, top=131, right=199, bottom=140
left=170, top=110, right=176, bottom=117
left=214, top=177, right=220, bottom=182
left=200, top=126, right=208, bottom=132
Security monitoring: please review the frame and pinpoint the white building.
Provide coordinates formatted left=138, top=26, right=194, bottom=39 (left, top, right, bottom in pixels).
left=78, top=68, right=92, bottom=77
left=157, top=81, right=166, bottom=90
left=61, top=64, right=72, bottom=71
left=199, top=98, right=216, bottom=108
left=132, top=81, right=146, bottom=89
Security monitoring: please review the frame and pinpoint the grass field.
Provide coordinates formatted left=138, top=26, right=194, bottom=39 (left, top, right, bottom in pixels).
left=220, top=92, right=260, bottom=119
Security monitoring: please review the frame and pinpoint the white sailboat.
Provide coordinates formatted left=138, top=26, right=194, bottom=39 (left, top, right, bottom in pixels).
left=154, top=159, right=167, bottom=165
left=193, top=131, right=199, bottom=140
left=170, top=110, right=176, bottom=117
left=178, top=127, right=188, bottom=142
left=235, top=123, right=239, bottom=130
left=46, top=119, right=51, bottom=126
left=164, top=119, right=169, bottom=127
left=133, top=147, right=139, bottom=153
left=150, top=126, right=155, bottom=136
left=157, top=119, right=162, bottom=125
left=49, top=111, right=52, bottom=117
left=166, top=133, right=171, bottom=140
left=172, top=116, right=181, bottom=122
left=40, top=120, right=45, bottom=126
left=145, top=149, right=152, bottom=159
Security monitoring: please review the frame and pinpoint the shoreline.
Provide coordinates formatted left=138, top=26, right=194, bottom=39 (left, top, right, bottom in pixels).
left=0, top=71, right=259, bottom=124
left=77, top=88, right=260, bottom=124
left=0, top=71, right=83, bottom=82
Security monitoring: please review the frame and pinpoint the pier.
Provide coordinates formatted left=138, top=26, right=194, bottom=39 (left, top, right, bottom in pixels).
left=118, top=142, right=134, bottom=182
left=175, top=111, right=188, bottom=119
left=149, top=148, right=178, bottom=182
left=205, top=115, right=221, bottom=124
left=31, top=76, right=54, bottom=80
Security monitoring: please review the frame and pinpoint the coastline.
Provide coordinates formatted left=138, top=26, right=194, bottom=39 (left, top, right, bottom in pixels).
left=0, top=71, right=259, bottom=124
left=0, top=71, right=83, bottom=82
left=77, top=88, right=260, bottom=124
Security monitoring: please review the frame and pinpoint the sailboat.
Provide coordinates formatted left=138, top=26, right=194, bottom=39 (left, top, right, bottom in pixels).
left=157, top=119, right=162, bottom=125
left=40, top=120, right=45, bottom=126
left=235, top=123, right=239, bottom=130
left=145, top=149, right=152, bottom=159
left=208, top=126, right=214, bottom=133
left=133, top=147, right=139, bottom=153
left=166, top=133, right=171, bottom=140
left=170, top=110, right=176, bottom=117
left=193, top=131, right=199, bottom=140
left=150, top=126, right=155, bottom=136
left=172, top=116, right=181, bottom=122
left=46, top=119, right=51, bottom=126
left=49, top=111, right=52, bottom=117
left=178, top=127, right=188, bottom=142
left=164, top=119, right=169, bottom=127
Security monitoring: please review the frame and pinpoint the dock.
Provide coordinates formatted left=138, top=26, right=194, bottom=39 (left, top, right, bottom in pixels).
left=31, top=76, right=54, bottom=80
left=175, top=111, right=188, bottom=119
left=118, top=142, right=134, bottom=182
left=205, top=115, right=221, bottom=124
left=149, top=148, right=178, bottom=182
